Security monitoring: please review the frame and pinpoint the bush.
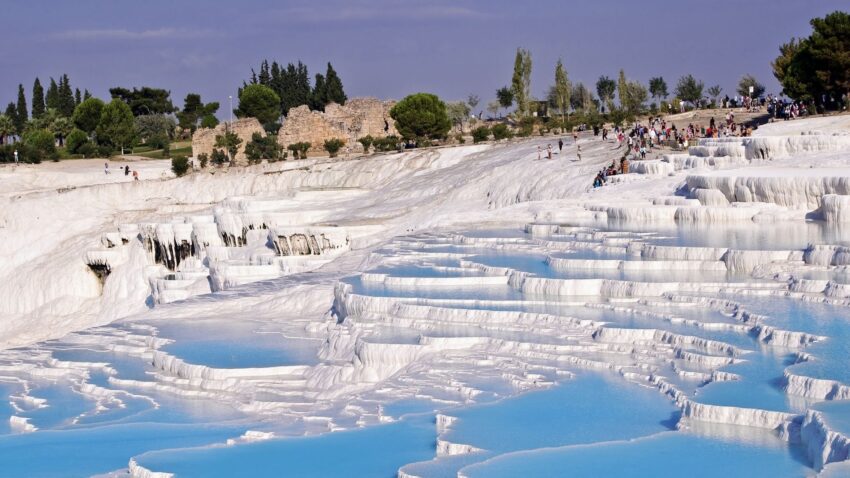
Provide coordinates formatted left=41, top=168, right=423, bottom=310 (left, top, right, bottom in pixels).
left=77, top=142, right=96, bottom=158
left=471, top=126, right=490, bottom=143
left=389, top=93, right=451, bottom=141
left=491, top=123, right=512, bottom=140
left=0, top=144, right=42, bottom=164
left=323, top=138, right=345, bottom=158
left=97, top=144, right=114, bottom=158
left=245, top=133, right=283, bottom=163
left=358, top=135, right=373, bottom=153
left=66, top=129, right=89, bottom=154
left=171, top=155, right=190, bottom=176
left=24, top=129, right=58, bottom=161
left=286, top=142, right=311, bottom=159
left=211, top=148, right=229, bottom=165
left=517, top=117, right=535, bottom=137
left=147, top=133, right=170, bottom=151
left=197, top=153, right=209, bottom=168
left=372, top=135, right=401, bottom=152
left=455, top=133, right=465, bottom=144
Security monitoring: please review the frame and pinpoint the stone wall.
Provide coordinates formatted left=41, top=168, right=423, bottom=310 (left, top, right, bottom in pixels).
left=191, top=118, right=265, bottom=165
left=277, top=97, right=397, bottom=154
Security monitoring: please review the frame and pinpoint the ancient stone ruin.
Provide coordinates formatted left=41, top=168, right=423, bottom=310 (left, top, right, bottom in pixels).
left=191, top=117, right=265, bottom=164
left=277, top=97, right=398, bottom=153
left=191, top=98, right=397, bottom=163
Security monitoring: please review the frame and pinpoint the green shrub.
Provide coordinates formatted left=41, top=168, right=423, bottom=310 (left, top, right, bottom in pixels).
left=471, top=126, right=490, bottom=143
left=77, top=142, right=96, bottom=158
left=97, top=144, right=113, bottom=158
left=211, top=148, right=229, bottom=165
left=372, top=135, right=401, bottom=152
left=358, top=135, right=373, bottom=153
left=517, top=117, right=535, bottom=137
left=147, top=134, right=170, bottom=151
left=24, top=128, right=58, bottom=161
left=287, top=142, right=311, bottom=159
left=171, top=155, right=190, bottom=176
left=245, top=133, right=283, bottom=163
left=1, top=144, right=42, bottom=164
left=66, top=129, right=89, bottom=154
left=491, top=123, right=512, bottom=140
left=197, top=153, right=209, bottom=168
left=323, top=138, right=345, bottom=158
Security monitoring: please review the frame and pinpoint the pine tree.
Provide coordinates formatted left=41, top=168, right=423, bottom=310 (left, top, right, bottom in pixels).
left=14, top=84, right=27, bottom=132
left=324, top=63, right=347, bottom=106
left=46, top=78, right=59, bottom=110
left=83, top=89, right=92, bottom=101
left=31, top=78, right=45, bottom=119
left=74, top=88, right=82, bottom=107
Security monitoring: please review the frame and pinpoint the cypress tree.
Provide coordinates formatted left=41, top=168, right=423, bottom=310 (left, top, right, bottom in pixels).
left=310, top=73, right=327, bottom=110
left=74, top=88, right=82, bottom=107
left=296, top=62, right=310, bottom=108
left=4, top=103, right=17, bottom=133
left=59, top=74, right=75, bottom=117
left=324, top=63, right=347, bottom=106
left=258, top=60, right=271, bottom=86
left=46, top=78, right=59, bottom=110
left=32, top=78, right=45, bottom=119
left=14, top=84, right=27, bottom=132
left=83, top=89, right=92, bottom=101
left=279, top=61, right=311, bottom=116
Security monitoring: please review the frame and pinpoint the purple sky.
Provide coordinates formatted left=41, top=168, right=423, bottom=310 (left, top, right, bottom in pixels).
left=1, top=0, right=846, bottom=114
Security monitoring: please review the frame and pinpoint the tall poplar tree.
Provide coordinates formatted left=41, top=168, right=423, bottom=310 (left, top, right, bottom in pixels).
left=510, top=48, right=532, bottom=117
left=553, top=59, right=571, bottom=122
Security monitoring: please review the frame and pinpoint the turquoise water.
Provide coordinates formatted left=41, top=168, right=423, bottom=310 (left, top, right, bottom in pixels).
left=0, top=423, right=243, bottom=477
left=135, top=414, right=436, bottom=477
left=460, top=430, right=810, bottom=478
left=3, top=224, right=850, bottom=476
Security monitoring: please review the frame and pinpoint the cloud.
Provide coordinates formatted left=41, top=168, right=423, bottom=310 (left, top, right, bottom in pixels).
left=275, top=2, right=487, bottom=23
left=53, top=28, right=210, bottom=41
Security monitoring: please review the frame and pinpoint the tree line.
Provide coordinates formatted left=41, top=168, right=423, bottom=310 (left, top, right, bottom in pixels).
left=0, top=78, right=221, bottom=163
left=236, top=60, right=347, bottom=129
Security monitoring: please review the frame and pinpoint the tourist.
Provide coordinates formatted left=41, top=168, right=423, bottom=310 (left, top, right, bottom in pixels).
left=133, top=170, right=139, bottom=181
left=537, top=146, right=541, bottom=160
left=602, top=128, right=608, bottom=141
left=124, top=165, right=130, bottom=176
left=547, top=144, right=553, bottom=160
left=104, top=162, right=110, bottom=175
left=621, top=156, right=629, bottom=174
left=576, top=144, right=582, bottom=161
left=558, top=139, right=563, bottom=151
left=13, top=149, right=18, bottom=164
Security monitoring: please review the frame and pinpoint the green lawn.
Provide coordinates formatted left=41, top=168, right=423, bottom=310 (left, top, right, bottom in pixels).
left=135, top=146, right=191, bottom=159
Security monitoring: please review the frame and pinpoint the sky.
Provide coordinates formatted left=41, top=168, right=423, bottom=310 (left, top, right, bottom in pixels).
left=1, top=0, right=847, bottom=115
